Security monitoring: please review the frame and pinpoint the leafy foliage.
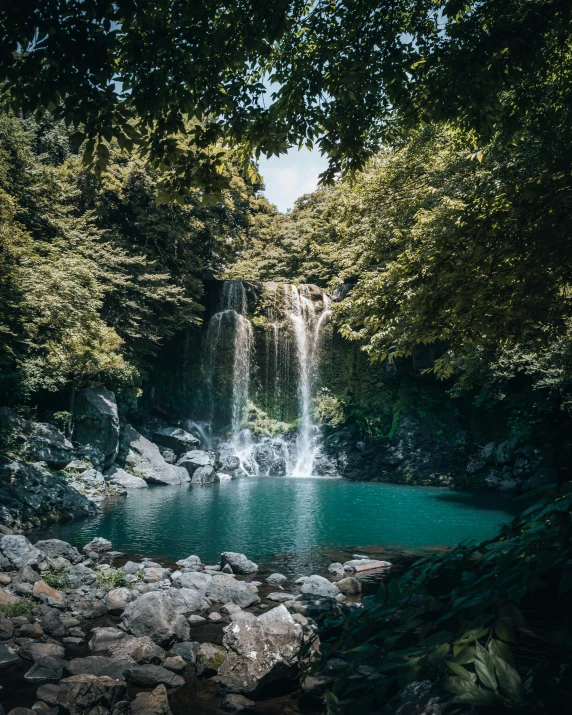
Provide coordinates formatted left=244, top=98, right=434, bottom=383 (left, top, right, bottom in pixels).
left=315, top=482, right=572, bottom=712
left=94, top=565, right=129, bottom=589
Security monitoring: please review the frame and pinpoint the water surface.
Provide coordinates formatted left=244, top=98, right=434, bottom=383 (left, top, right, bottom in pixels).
left=36, top=478, right=517, bottom=576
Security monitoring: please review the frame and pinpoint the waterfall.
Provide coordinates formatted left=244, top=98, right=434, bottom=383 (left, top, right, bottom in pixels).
left=202, top=280, right=334, bottom=477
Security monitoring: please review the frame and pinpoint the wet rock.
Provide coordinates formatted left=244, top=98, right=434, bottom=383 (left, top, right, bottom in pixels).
left=32, top=580, right=66, bottom=607
left=266, top=573, right=287, bottom=586
left=195, top=643, right=227, bottom=677
left=296, top=575, right=340, bottom=599
left=126, top=664, right=185, bottom=688
left=130, top=684, right=172, bottom=715
left=342, top=559, right=391, bottom=573
left=209, top=612, right=222, bottom=622
left=336, top=577, right=362, bottom=595
left=220, top=552, right=258, bottom=575
left=107, top=635, right=165, bottom=665
left=159, top=448, right=176, bottom=464
left=220, top=456, right=240, bottom=473
left=121, top=592, right=190, bottom=646
left=72, top=387, right=121, bottom=469
left=67, top=563, right=97, bottom=588
left=222, top=694, right=255, bottom=712
left=89, top=626, right=128, bottom=653
left=20, top=642, right=65, bottom=662
left=176, top=450, right=218, bottom=478
left=267, top=592, right=296, bottom=603
left=218, top=605, right=303, bottom=694
left=122, top=425, right=189, bottom=485
left=56, top=674, right=127, bottom=715
left=268, top=458, right=286, bottom=477
left=174, top=555, right=202, bottom=570
left=174, top=587, right=211, bottom=612
left=24, top=656, right=67, bottom=682
left=0, top=614, right=14, bottom=640
left=0, top=535, right=44, bottom=569
left=0, top=643, right=19, bottom=669
left=191, top=465, right=218, bottom=485
left=25, top=423, right=74, bottom=469
left=152, top=428, right=199, bottom=457
left=188, top=615, right=206, bottom=626
left=106, top=587, right=133, bottom=615
left=466, top=460, right=486, bottom=475
left=68, top=656, right=132, bottom=680
left=171, top=571, right=211, bottom=590
left=143, top=567, right=171, bottom=584
left=169, top=642, right=198, bottom=665
left=381, top=679, right=443, bottom=715
left=83, top=537, right=112, bottom=554
left=328, top=563, right=345, bottom=577
left=205, top=575, right=260, bottom=608
left=36, top=683, right=60, bottom=705
left=105, top=467, right=148, bottom=490
left=499, top=478, right=520, bottom=493
left=34, top=540, right=82, bottom=564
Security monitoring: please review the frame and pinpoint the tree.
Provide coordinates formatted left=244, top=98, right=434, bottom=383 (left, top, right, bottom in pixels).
left=2, top=1, right=569, bottom=193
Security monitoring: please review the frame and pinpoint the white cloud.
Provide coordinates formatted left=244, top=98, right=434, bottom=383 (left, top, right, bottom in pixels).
left=257, top=148, right=329, bottom=213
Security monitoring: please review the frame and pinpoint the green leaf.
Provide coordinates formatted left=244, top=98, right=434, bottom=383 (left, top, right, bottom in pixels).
left=494, top=617, right=515, bottom=643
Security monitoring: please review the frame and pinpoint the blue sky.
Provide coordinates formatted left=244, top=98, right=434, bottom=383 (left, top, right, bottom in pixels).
left=256, top=147, right=329, bottom=213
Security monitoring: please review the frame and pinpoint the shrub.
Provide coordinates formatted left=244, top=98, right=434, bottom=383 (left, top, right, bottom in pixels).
left=0, top=597, right=36, bottom=617
left=42, top=565, right=72, bottom=591
left=95, top=566, right=129, bottom=589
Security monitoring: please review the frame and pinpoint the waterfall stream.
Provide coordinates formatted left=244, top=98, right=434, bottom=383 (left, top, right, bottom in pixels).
left=203, top=280, right=334, bottom=477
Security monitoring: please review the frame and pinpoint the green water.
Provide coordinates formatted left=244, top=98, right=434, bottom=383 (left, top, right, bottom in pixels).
left=37, top=478, right=517, bottom=576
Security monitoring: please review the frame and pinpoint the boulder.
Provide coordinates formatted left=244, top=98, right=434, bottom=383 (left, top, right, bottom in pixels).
left=20, top=642, right=65, bottom=662
left=171, top=571, right=212, bottom=591
left=176, top=450, right=219, bottom=479
left=89, top=627, right=128, bottom=653
left=72, top=387, right=121, bottom=468
left=174, top=587, right=211, bottom=613
left=0, top=535, right=44, bottom=569
left=0, top=589, right=20, bottom=606
left=68, top=656, right=132, bottom=680
left=266, top=573, right=287, bottom=586
left=83, top=536, right=112, bottom=554
left=336, top=577, right=362, bottom=595
left=218, top=605, right=304, bottom=694
left=130, top=684, right=173, bottom=715
left=466, top=461, right=486, bottom=475
left=190, top=465, right=218, bottom=485
left=0, top=643, right=19, bottom=670
left=67, top=563, right=97, bottom=588
left=33, top=580, right=67, bottom=607
left=296, top=575, right=340, bottom=599
left=152, top=428, right=199, bottom=457
left=205, top=575, right=260, bottom=608
left=267, top=592, right=296, bottom=602
left=163, top=656, right=185, bottom=673
left=0, top=460, right=97, bottom=532
left=175, top=555, right=202, bottom=570
left=105, top=467, right=148, bottom=489
left=39, top=611, right=66, bottom=638
left=220, top=552, right=258, bottom=575
left=342, top=559, right=391, bottom=573
left=34, top=540, right=82, bottom=564
left=36, top=684, right=60, bottom=706
left=328, top=563, right=345, bottom=577
left=220, top=456, right=240, bottom=473
left=143, top=567, right=171, bottom=584
left=24, top=656, right=67, bottom=682
left=121, top=592, right=191, bottom=646
left=106, top=587, right=133, bottom=615
left=125, top=664, right=185, bottom=688
left=195, top=643, right=227, bottom=677
left=56, top=674, right=127, bottom=715
left=25, top=423, right=74, bottom=468
left=0, top=614, right=14, bottom=640
left=222, top=694, right=255, bottom=712
left=109, top=635, right=166, bottom=665
left=169, top=642, right=198, bottom=665
left=121, top=425, right=189, bottom=485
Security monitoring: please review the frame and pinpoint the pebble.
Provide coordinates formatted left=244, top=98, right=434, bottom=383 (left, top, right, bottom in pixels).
left=208, top=612, right=223, bottom=622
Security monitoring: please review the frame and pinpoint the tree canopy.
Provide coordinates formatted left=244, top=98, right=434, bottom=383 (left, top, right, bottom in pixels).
left=2, top=1, right=570, bottom=195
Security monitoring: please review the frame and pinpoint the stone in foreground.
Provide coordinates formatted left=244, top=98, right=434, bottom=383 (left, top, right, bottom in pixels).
left=220, top=552, right=258, bottom=575
left=57, top=674, right=127, bottom=715
left=130, top=684, right=172, bottom=715
left=342, top=558, right=392, bottom=572
left=217, top=605, right=304, bottom=694
left=121, top=591, right=190, bottom=646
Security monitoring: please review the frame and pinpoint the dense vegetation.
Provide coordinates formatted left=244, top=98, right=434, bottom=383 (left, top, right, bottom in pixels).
left=0, top=112, right=270, bottom=421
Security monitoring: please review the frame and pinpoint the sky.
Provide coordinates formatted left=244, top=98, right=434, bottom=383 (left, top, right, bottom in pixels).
left=256, top=147, right=329, bottom=213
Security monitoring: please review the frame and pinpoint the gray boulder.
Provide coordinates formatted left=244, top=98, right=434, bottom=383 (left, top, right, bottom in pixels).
left=217, top=605, right=303, bottom=694
left=0, top=535, right=44, bottom=569
left=191, top=465, right=218, bottom=485
left=195, top=643, right=227, bottom=677
left=121, top=425, right=189, bottom=485
left=328, top=563, right=345, bottom=577
left=34, top=539, right=82, bottom=564
left=169, top=642, right=198, bottom=665
left=220, top=552, right=258, bottom=575
left=480, top=442, right=497, bottom=464
left=25, top=423, right=74, bottom=468
left=24, top=655, right=67, bottom=682
left=125, top=664, right=185, bottom=689
left=130, top=684, right=172, bottom=715
left=68, top=656, right=132, bottom=680
left=296, top=575, right=340, bottom=599
left=175, top=555, right=202, bottom=569
left=266, top=573, right=287, bottom=586
left=83, top=537, right=112, bottom=554
left=152, top=427, right=199, bottom=457
left=109, top=635, right=166, bottom=665
left=176, top=450, right=219, bottom=478
left=171, top=571, right=212, bottom=591
left=336, top=577, right=362, bottom=595
left=205, top=575, right=260, bottom=608
left=121, top=592, right=191, bottom=646
left=89, top=627, right=128, bottom=653
left=105, top=466, right=148, bottom=489
left=106, top=587, right=133, bottom=615
left=56, top=674, right=127, bottom=715
left=72, top=387, right=120, bottom=468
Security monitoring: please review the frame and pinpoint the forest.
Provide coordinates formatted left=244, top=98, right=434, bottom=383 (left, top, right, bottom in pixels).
left=0, top=1, right=571, bottom=714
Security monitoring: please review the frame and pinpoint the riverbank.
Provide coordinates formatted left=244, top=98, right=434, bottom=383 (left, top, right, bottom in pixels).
left=0, top=531, right=396, bottom=714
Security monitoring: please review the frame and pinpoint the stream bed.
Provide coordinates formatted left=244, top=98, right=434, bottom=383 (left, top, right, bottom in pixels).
left=35, top=478, right=518, bottom=575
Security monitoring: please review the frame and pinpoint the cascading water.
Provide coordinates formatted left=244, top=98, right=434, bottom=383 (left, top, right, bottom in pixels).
left=203, top=280, right=335, bottom=477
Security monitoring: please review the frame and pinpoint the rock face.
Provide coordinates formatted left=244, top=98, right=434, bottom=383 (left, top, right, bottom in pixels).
left=0, top=459, right=97, bottom=531
left=72, top=387, right=121, bottom=468
left=152, top=427, right=199, bottom=457
left=121, top=592, right=191, bottom=646
left=25, top=423, right=74, bottom=468
left=120, top=425, right=189, bottom=485
left=218, top=605, right=304, bottom=694
left=105, top=466, right=148, bottom=489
